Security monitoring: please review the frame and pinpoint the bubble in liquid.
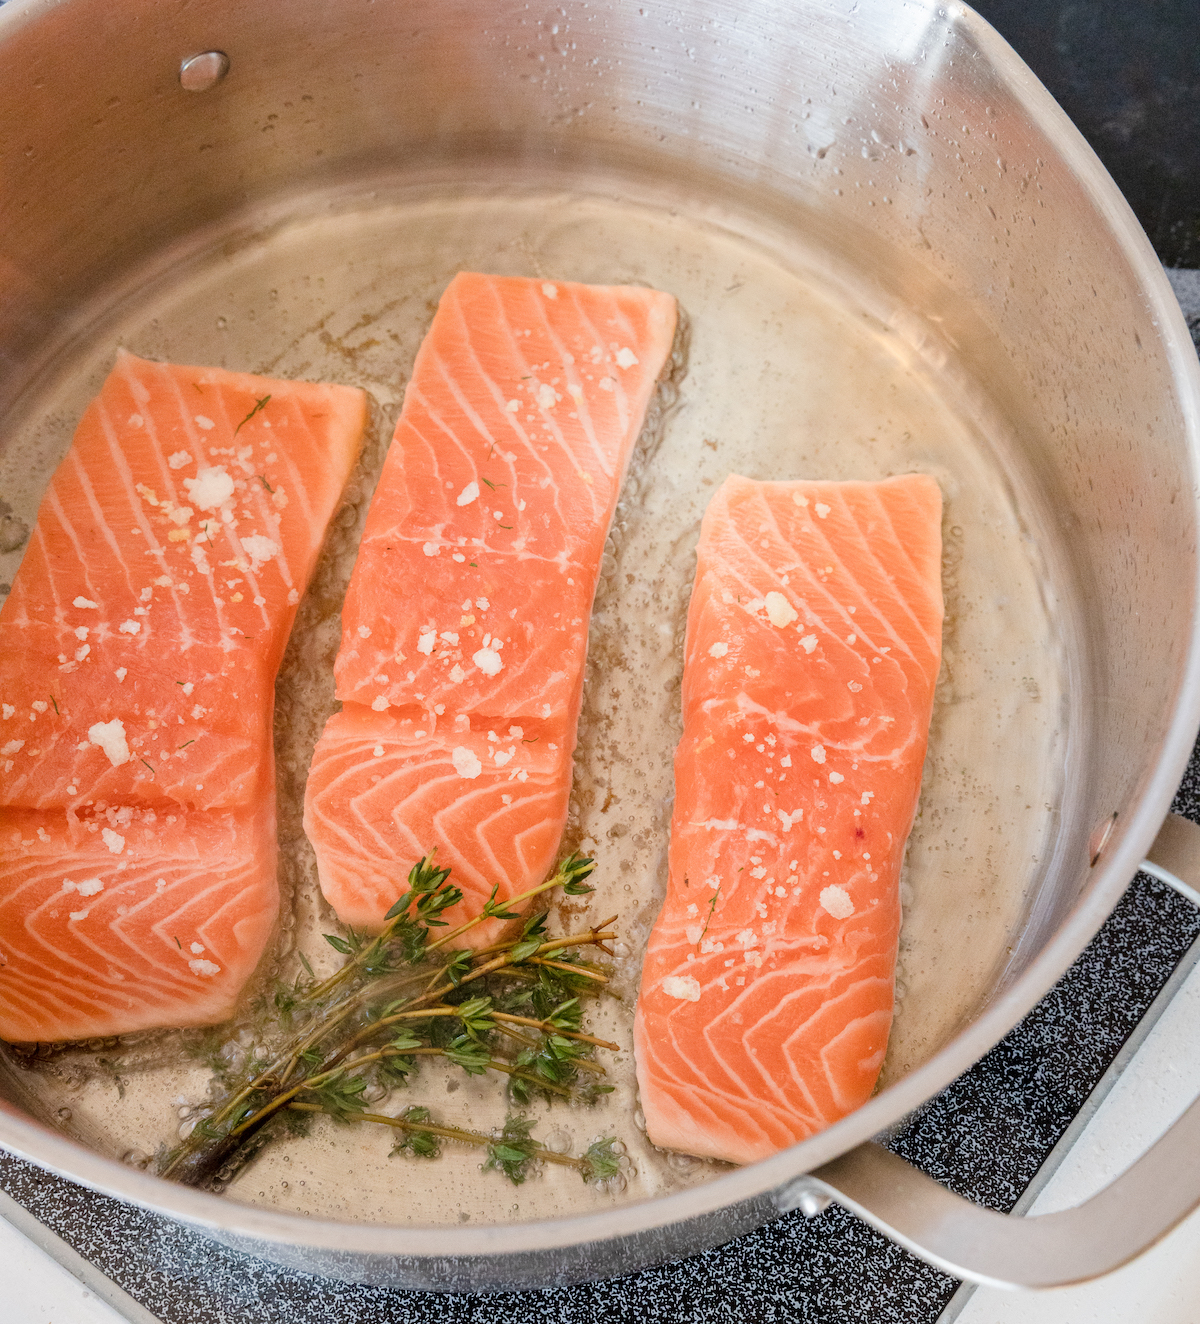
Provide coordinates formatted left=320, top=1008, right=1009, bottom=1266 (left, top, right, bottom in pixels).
left=55, top=1107, right=72, bottom=1122
left=122, top=1149, right=150, bottom=1169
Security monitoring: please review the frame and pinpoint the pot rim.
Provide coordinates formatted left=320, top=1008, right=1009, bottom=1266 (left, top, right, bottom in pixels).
left=1, top=0, right=1199, bottom=1263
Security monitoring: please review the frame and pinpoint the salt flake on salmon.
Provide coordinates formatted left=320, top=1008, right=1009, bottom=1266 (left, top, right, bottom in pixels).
left=0, top=352, right=366, bottom=1041
left=305, top=272, right=678, bottom=933
left=634, top=473, right=943, bottom=1164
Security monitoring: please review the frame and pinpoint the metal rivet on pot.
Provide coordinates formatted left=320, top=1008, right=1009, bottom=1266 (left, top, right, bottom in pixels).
left=179, top=51, right=230, bottom=93
left=778, top=1177, right=833, bottom=1219
left=1089, top=812, right=1118, bottom=867
left=793, top=1185, right=832, bottom=1219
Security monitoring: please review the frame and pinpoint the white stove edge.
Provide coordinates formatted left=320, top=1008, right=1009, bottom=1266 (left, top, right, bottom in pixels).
left=0, top=1183, right=158, bottom=1324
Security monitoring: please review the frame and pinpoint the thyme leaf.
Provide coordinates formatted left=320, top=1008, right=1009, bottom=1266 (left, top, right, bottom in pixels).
left=235, top=394, right=272, bottom=434
left=484, top=1114, right=539, bottom=1184
left=389, top=1106, right=441, bottom=1159
left=582, top=1137, right=623, bottom=1184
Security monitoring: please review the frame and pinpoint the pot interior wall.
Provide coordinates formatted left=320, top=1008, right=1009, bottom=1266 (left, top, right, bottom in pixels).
left=0, top=0, right=1195, bottom=1281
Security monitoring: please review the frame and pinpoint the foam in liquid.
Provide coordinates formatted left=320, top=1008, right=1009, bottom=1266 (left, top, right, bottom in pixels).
left=0, top=185, right=1062, bottom=1225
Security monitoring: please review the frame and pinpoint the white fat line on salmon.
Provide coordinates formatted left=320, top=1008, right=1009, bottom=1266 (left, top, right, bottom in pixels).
left=731, top=691, right=810, bottom=735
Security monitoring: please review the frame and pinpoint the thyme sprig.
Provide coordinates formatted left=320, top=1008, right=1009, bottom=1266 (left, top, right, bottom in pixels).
left=159, top=852, right=623, bottom=1191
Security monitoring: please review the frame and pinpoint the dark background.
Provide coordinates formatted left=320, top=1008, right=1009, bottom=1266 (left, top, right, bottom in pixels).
left=973, top=0, right=1200, bottom=266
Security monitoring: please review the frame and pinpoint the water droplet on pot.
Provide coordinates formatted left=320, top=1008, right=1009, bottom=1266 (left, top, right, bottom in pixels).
left=179, top=51, right=230, bottom=93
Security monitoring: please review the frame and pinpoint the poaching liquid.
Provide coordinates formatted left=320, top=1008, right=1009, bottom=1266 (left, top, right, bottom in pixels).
left=0, top=182, right=1063, bottom=1224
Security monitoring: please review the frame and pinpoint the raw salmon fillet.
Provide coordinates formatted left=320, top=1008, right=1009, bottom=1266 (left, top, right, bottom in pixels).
left=305, top=272, right=677, bottom=930
left=0, top=351, right=366, bottom=1040
left=634, top=473, right=943, bottom=1164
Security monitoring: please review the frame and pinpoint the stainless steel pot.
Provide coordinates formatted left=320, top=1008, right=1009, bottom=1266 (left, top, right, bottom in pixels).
left=2, top=0, right=1200, bottom=1294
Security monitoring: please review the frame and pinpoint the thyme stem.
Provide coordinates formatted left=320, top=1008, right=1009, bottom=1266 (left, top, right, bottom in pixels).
left=424, top=861, right=594, bottom=954
left=526, top=957, right=609, bottom=982
left=286, top=1104, right=592, bottom=1172
left=491, top=1012, right=619, bottom=1052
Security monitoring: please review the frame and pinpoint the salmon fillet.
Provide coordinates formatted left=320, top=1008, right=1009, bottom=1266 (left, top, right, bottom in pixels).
left=305, top=272, right=677, bottom=931
left=0, top=352, right=366, bottom=1040
left=634, top=473, right=943, bottom=1164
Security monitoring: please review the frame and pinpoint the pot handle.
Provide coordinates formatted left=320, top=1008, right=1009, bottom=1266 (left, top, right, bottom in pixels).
left=775, top=812, right=1200, bottom=1289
